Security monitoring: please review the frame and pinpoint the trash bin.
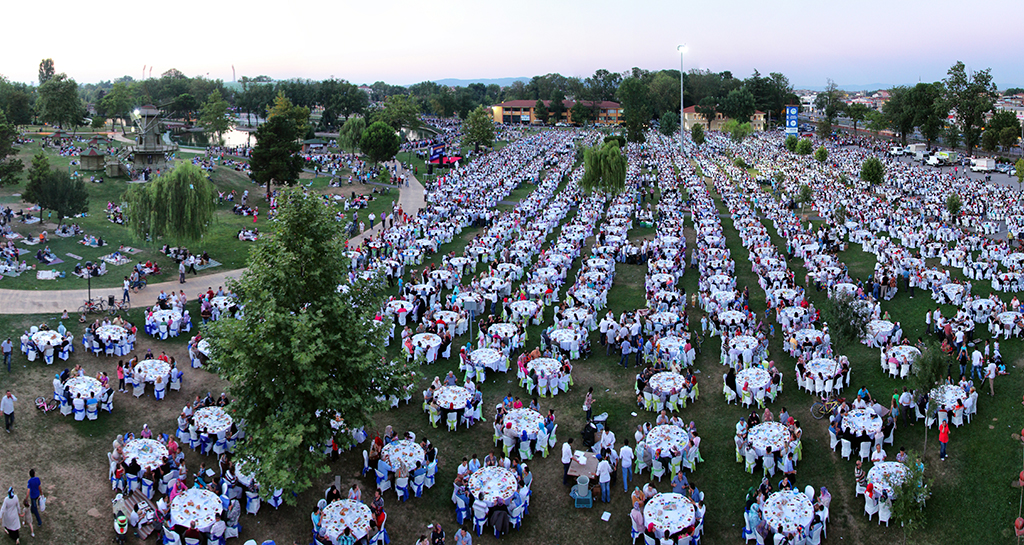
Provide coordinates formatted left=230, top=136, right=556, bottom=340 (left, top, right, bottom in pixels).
left=108, top=295, right=116, bottom=307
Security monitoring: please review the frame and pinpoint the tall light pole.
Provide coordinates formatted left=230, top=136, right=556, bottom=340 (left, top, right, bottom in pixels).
left=677, top=45, right=687, bottom=155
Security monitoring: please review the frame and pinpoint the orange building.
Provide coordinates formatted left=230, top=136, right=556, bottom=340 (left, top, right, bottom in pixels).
left=491, top=100, right=622, bottom=125
left=682, top=106, right=766, bottom=132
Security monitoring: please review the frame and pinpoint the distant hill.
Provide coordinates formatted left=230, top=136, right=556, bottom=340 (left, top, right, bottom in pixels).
left=799, top=82, right=1023, bottom=92
left=417, top=77, right=531, bottom=88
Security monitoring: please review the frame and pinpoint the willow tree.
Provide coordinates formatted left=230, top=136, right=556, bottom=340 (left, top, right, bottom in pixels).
left=122, top=162, right=216, bottom=244
left=580, top=140, right=626, bottom=196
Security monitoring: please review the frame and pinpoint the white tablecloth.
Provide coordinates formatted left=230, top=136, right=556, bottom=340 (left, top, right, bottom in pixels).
left=737, top=368, right=770, bottom=393
left=550, top=328, right=583, bottom=350
left=867, top=461, right=907, bottom=498
left=381, top=440, right=425, bottom=470
left=95, top=325, right=128, bottom=344
left=643, top=493, right=696, bottom=536
left=321, top=499, right=372, bottom=542
left=467, top=467, right=518, bottom=505
left=170, top=488, right=222, bottom=533
left=930, top=384, right=967, bottom=411
left=134, top=359, right=170, bottom=383
left=648, top=372, right=686, bottom=396
left=748, top=422, right=789, bottom=457
left=645, top=425, right=688, bottom=458
left=763, top=490, right=813, bottom=535
left=527, top=357, right=561, bottom=378
left=488, top=323, right=518, bottom=340
left=66, top=376, right=102, bottom=399
left=124, top=439, right=168, bottom=472
left=504, top=408, right=544, bottom=438
left=434, top=386, right=471, bottom=410
left=470, top=348, right=506, bottom=372
left=806, top=358, right=841, bottom=379
left=32, top=330, right=64, bottom=348
left=193, top=406, right=233, bottom=435
left=844, top=408, right=882, bottom=436
left=151, top=309, right=182, bottom=325
left=411, top=333, right=441, bottom=350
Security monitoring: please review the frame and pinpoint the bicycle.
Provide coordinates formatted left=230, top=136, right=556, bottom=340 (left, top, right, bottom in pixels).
left=810, top=394, right=846, bottom=420
left=109, top=299, right=131, bottom=315
left=78, top=298, right=107, bottom=315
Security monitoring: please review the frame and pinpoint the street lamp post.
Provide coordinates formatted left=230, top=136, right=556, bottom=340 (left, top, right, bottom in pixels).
left=677, top=45, right=687, bottom=155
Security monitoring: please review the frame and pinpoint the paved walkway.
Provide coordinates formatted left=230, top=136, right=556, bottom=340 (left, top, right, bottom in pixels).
left=0, top=163, right=426, bottom=315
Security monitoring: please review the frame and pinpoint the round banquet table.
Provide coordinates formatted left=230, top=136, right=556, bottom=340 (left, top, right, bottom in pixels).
left=95, top=324, right=127, bottom=344
left=867, top=461, right=908, bottom=498
left=31, top=330, right=63, bottom=348
left=562, top=307, right=592, bottom=326
left=763, top=489, right=814, bottom=535
left=66, top=376, right=102, bottom=399
left=649, top=312, right=679, bottom=327
left=549, top=328, right=582, bottom=351
left=998, top=311, right=1021, bottom=326
left=650, top=259, right=675, bottom=273
left=573, top=288, right=599, bottom=305
left=650, top=273, right=675, bottom=288
left=196, top=339, right=210, bottom=357
left=773, top=288, right=798, bottom=304
left=411, top=283, right=436, bottom=297
left=719, top=310, right=747, bottom=326
left=941, top=283, right=965, bottom=303
left=170, top=488, right=223, bottom=533
left=467, top=467, right=518, bottom=505
left=748, top=422, right=790, bottom=457
left=386, top=300, right=414, bottom=314
left=805, top=358, right=840, bottom=379
left=645, top=425, right=689, bottom=458
left=488, top=323, right=518, bottom=340
left=831, top=283, right=858, bottom=298
left=321, top=499, right=373, bottom=542
left=448, top=257, right=473, bottom=270
left=150, top=309, right=182, bottom=325
left=968, top=298, right=997, bottom=321
left=134, top=359, right=170, bottom=383
left=867, top=320, right=894, bottom=337
left=730, top=335, right=759, bottom=353
left=656, top=336, right=686, bottom=360
left=455, top=292, right=485, bottom=313
left=710, top=290, right=735, bottom=305
left=193, top=406, right=233, bottom=435
left=434, top=311, right=460, bottom=332
left=779, top=307, right=807, bottom=326
left=648, top=372, right=686, bottom=396
left=123, top=439, right=169, bottom=472
left=210, top=296, right=234, bottom=311
left=708, top=274, right=732, bottom=290
left=643, top=493, right=697, bottom=537
left=434, top=385, right=471, bottom=411
left=381, top=440, right=425, bottom=471
left=886, top=346, right=920, bottom=365
left=411, top=333, right=441, bottom=350
left=535, top=267, right=560, bottom=282
left=509, top=300, right=538, bottom=319
left=525, top=283, right=548, bottom=298
left=527, top=357, right=560, bottom=377
left=843, top=408, right=882, bottom=436
left=736, top=367, right=770, bottom=393
left=469, top=348, right=505, bottom=372
left=504, top=408, right=544, bottom=438
left=794, top=328, right=823, bottom=346
left=929, top=384, right=967, bottom=412
left=587, top=258, right=612, bottom=270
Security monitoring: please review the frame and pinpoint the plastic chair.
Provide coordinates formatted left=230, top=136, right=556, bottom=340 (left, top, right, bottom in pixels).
left=394, top=477, right=409, bottom=502
left=859, top=441, right=871, bottom=461
left=840, top=439, right=852, bottom=459
left=425, top=461, right=437, bottom=488
left=878, top=499, right=891, bottom=526
left=446, top=412, right=458, bottom=432
left=411, top=472, right=426, bottom=497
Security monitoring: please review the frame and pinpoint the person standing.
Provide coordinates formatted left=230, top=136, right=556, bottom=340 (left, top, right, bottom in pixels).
left=122, top=277, right=130, bottom=304
left=178, top=261, right=186, bottom=284
left=26, top=470, right=41, bottom=528
left=368, top=213, right=376, bottom=230
left=583, top=388, right=594, bottom=422
left=596, top=454, right=612, bottom=503
left=1, top=338, right=11, bottom=373
left=561, top=437, right=574, bottom=485
left=0, top=488, right=22, bottom=544
left=619, top=439, right=634, bottom=492
left=938, top=420, right=950, bottom=460
left=986, top=359, right=998, bottom=396
left=1, top=391, right=16, bottom=433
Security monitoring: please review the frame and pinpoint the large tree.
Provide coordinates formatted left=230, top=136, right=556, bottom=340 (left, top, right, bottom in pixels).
left=337, top=117, right=366, bottom=153
left=38, top=58, right=55, bottom=86
left=580, top=140, right=627, bottom=195
left=911, top=83, right=947, bottom=148
left=882, top=87, right=918, bottom=145
left=844, top=103, right=870, bottom=135
left=37, top=74, right=85, bottom=133
left=99, top=82, right=134, bottom=133
left=199, top=89, right=231, bottom=144
left=0, top=109, right=24, bottom=188
left=695, top=96, right=718, bottom=130
left=617, top=77, right=651, bottom=143
left=570, top=101, right=594, bottom=126
left=250, top=114, right=304, bottom=199
left=22, top=160, right=88, bottom=227
left=943, top=61, right=998, bottom=152
left=377, top=94, right=420, bottom=131
left=203, top=189, right=413, bottom=500
left=719, top=87, right=756, bottom=124
left=360, top=121, right=401, bottom=165
left=814, top=79, right=845, bottom=136
left=267, top=91, right=311, bottom=139
left=548, top=91, right=565, bottom=125
left=464, top=106, right=494, bottom=152
left=532, top=99, right=548, bottom=125
left=122, top=162, right=216, bottom=244
left=659, top=111, right=679, bottom=137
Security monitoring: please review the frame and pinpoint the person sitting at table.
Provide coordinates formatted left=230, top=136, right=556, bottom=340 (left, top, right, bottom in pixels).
left=747, top=411, right=761, bottom=428
left=370, top=488, right=385, bottom=519
left=325, top=485, right=342, bottom=504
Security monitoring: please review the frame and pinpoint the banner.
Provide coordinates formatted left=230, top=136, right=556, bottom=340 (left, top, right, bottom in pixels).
left=429, top=144, right=445, bottom=162
left=785, top=106, right=798, bottom=138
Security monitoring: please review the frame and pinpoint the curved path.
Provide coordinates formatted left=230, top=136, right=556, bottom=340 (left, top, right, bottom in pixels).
left=0, top=163, right=426, bottom=315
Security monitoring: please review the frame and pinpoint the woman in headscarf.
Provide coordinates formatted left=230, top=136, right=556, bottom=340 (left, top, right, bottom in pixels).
left=0, top=487, right=23, bottom=544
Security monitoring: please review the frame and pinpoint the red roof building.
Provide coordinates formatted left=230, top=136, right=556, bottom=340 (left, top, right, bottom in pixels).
left=491, top=99, right=622, bottom=125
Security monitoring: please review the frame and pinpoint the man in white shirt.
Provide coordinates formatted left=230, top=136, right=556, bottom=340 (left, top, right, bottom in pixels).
left=852, top=395, right=868, bottom=410
left=619, top=439, right=634, bottom=492
left=971, top=349, right=984, bottom=382
left=1, top=390, right=16, bottom=432
left=456, top=457, right=470, bottom=477
left=870, top=444, right=887, bottom=462
left=596, top=454, right=612, bottom=503
left=561, top=437, right=574, bottom=485
left=898, top=387, right=913, bottom=426
left=985, top=361, right=998, bottom=396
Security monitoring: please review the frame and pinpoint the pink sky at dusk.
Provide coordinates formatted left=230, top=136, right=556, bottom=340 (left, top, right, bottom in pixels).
left=1, top=0, right=1020, bottom=89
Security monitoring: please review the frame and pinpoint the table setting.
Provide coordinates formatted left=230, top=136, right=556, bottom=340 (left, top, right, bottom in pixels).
left=643, top=493, right=697, bottom=537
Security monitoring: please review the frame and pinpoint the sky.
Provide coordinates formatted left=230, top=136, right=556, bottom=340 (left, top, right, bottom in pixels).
left=2, top=0, right=1021, bottom=90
